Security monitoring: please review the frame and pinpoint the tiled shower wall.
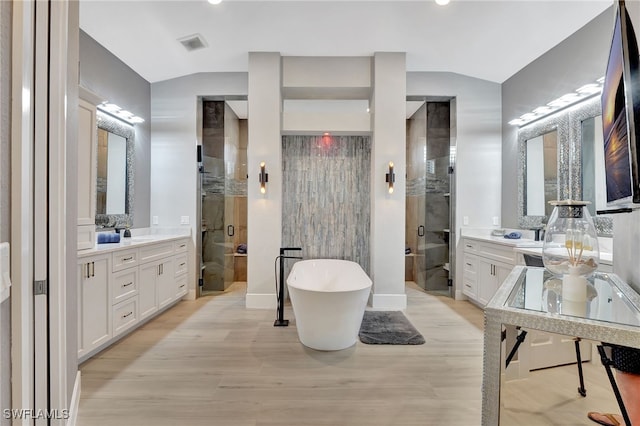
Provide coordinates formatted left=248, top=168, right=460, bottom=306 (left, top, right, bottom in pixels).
left=282, top=135, right=371, bottom=274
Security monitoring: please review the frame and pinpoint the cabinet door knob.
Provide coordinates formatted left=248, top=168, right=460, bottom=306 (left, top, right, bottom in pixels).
left=418, top=225, right=425, bottom=237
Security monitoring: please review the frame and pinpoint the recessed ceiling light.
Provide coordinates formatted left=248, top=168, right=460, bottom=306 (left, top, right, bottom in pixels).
left=208, top=0, right=222, bottom=4
left=435, top=0, right=450, bottom=5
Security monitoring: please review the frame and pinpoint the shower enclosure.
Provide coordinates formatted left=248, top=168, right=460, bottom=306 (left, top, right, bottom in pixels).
left=198, top=99, right=247, bottom=293
left=406, top=100, right=455, bottom=295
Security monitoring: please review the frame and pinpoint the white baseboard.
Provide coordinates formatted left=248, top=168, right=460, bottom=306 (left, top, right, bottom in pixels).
left=371, top=293, right=407, bottom=310
left=454, top=289, right=467, bottom=300
left=67, top=371, right=81, bottom=426
left=245, top=293, right=276, bottom=309
left=186, top=289, right=197, bottom=300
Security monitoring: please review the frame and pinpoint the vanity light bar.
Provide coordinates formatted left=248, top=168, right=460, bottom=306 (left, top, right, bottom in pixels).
left=508, top=77, right=604, bottom=127
left=97, top=102, right=145, bottom=125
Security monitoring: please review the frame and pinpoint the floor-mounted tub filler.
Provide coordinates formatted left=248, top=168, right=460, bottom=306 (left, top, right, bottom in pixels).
left=287, top=259, right=372, bottom=351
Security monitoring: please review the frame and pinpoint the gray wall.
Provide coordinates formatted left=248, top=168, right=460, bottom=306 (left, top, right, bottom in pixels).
left=79, top=30, right=151, bottom=228
left=501, top=7, right=614, bottom=227
left=0, top=1, right=10, bottom=423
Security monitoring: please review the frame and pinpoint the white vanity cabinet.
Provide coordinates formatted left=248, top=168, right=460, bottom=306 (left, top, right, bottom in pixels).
left=77, top=96, right=98, bottom=250
left=78, top=236, right=190, bottom=362
left=77, top=253, right=111, bottom=358
left=462, top=237, right=516, bottom=306
left=140, top=257, right=175, bottom=316
left=111, top=259, right=139, bottom=337
left=477, top=258, right=513, bottom=306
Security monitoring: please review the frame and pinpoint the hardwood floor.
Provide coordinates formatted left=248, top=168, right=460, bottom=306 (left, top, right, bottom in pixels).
left=77, top=282, right=619, bottom=426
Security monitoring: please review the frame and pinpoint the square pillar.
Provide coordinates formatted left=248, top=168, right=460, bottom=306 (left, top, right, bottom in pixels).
left=370, top=52, right=407, bottom=309
left=246, top=52, right=282, bottom=308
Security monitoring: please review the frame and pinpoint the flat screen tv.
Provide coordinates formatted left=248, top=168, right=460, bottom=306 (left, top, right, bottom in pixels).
left=601, top=0, right=640, bottom=206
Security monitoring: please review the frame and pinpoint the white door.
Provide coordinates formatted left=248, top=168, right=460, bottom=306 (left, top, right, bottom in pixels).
left=11, top=2, right=71, bottom=424
left=157, top=258, right=175, bottom=309
left=139, top=262, right=159, bottom=320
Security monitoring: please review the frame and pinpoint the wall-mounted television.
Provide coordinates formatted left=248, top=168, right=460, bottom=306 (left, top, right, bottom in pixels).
left=602, top=0, right=640, bottom=206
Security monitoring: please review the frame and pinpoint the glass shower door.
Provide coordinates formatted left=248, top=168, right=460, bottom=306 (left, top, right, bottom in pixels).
left=200, top=100, right=238, bottom=292
left=407, top=100, right=452, bottom=295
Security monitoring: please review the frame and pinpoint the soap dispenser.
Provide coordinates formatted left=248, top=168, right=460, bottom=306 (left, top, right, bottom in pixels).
left=123, top=227, right=131, bottom=238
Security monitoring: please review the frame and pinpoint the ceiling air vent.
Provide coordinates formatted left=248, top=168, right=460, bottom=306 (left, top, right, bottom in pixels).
left=178, top=33, right=208, bottom=52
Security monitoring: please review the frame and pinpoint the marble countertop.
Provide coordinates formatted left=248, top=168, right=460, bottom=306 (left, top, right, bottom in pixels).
left=461, top=228, right=541, bottom=248
left=461, top=227, right=613, bottom=266
left=513, top=245, right=613, bottom=266
left=78, top=228, right=191, bottom=258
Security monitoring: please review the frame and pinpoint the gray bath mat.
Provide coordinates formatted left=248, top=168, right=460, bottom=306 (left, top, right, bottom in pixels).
left=359, top=311, right=425, bottom=345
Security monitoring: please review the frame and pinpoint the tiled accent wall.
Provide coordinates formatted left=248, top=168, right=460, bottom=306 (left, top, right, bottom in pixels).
left=282, top=135, right=371, bottom=274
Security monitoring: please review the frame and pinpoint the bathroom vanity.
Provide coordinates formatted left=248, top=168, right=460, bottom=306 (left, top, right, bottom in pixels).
left=461, top=231, right=613, bottom=307
left=462, top=236, right=519, bottom=306
left=77, top=233, right=189, bottom=362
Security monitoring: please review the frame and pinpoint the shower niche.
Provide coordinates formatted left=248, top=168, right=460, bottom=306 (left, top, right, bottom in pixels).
left=406, top=100, right=454, bottom=295
left=198, top=100, right=248, bottom=293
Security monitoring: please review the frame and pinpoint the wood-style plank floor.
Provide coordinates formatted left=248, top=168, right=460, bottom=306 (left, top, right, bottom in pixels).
left=77, top=282, right=619, bottom=426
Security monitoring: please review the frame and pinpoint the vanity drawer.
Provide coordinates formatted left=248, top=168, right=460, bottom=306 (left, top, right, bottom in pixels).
left=113, top=297, right=138, bottom=336
left=139, top=242, right=174, bottom=264
left=112, top=268, right=138, bottom=305
left=112, top=248, right=139, bottom=272
left=478, top=242, right=516, bottom=265
left=462, top=239, right=478, bottom=254
left=174, top=254, right=188, bottom=277
left=176, top=274, right=188, bottom=299
left=174, top=239, right=188, bottom=253
left=462, top=278, right=477, bottom=298
left=463, top=254, right=478, bottom=275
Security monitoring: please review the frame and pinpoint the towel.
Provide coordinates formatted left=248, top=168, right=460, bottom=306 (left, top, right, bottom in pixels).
left=503, top=231, right=522, bottom=240
left=237, top=243, right=247, bottom=254
left=97, top=233, right=121, bottom=244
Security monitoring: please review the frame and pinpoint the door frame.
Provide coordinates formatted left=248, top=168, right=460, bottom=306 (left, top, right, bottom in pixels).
left=11, top=1, right=70, bottom=424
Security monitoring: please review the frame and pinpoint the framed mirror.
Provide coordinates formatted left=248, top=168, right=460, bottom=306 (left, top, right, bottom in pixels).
left=570, top=98, right=613, bottom=236
left=518, top=116, right=567, bottom=230
left=518, top=96, right=612, bottom=236
left=95, top=111, right=134, bottom=228
left=524, top=129, right=558, bottom=217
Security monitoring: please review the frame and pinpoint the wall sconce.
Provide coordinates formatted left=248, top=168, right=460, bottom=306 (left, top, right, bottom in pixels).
left=259, top=162, right=268, bottom=194
left=385, top=161, right=395, bottom=194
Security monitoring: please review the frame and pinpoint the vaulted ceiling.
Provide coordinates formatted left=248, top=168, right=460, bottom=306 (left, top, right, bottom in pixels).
left=80, top=0, right=612, bottom=85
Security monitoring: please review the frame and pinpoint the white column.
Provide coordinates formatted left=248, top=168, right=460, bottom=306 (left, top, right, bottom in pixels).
left=246, top=52, right=282, bottom=308
left=370, top=52, right=407, bottom=309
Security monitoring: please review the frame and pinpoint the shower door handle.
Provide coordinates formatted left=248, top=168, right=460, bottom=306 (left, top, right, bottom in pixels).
left=418, top=225, right=425, bottom=237
left=227, top=225, right=235, bottom=237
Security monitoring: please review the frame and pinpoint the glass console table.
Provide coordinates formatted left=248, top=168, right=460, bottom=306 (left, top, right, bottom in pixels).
left=482, top=266, right=640, bottom=425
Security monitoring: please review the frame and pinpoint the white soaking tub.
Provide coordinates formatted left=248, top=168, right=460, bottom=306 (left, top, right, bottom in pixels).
left=286, top=259, right=372, bottom=351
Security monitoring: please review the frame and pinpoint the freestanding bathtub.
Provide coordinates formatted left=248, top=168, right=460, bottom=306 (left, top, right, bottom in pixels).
left=287, top=259, right=372, bottom=351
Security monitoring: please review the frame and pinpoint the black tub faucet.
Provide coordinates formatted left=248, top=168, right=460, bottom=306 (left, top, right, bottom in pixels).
left=274, top=247, right=303, bottom=327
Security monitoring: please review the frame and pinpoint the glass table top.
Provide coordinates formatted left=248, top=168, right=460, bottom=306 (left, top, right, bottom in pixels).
left=506, top=267, right=640, bottom=327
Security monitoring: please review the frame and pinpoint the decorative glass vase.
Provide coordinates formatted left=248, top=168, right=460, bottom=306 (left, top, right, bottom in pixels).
left=542, top=200, right=599, bottom=308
